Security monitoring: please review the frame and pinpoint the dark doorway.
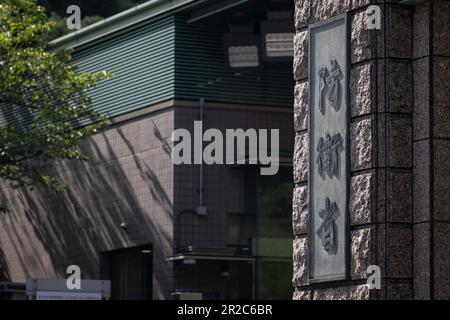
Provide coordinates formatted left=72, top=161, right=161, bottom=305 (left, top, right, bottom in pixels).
left=102, top=245, right=153, bottom=300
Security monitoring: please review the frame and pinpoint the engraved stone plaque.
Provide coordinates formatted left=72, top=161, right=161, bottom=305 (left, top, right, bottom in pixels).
left=308, top=14, right=349, bottom=282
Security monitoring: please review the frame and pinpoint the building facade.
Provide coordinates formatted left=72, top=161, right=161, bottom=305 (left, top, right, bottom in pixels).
left=0, top=0, right=295, bottom=300
left=1, top=0, right=449, bottom=301
left=292, top=0, right=450, bottom=300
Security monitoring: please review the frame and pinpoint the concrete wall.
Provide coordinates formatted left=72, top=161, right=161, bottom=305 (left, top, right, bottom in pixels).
left=173, top=103, right=294, bottom=249
left=293, top=0, right=450, bottom=300
left=0, top=108, right=175, bottom=299
left=172, top=102, right=294, bottom=295
left=0, top=100, right=294, bottom=300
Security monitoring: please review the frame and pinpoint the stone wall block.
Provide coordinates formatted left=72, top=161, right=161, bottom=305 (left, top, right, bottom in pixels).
left=294, top=132, right=309, bottom=183
left=294, top=81, right=309, bottom=132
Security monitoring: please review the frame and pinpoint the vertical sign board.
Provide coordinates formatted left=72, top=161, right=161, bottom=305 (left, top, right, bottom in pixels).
left=308, top=14, right=349, bottom=282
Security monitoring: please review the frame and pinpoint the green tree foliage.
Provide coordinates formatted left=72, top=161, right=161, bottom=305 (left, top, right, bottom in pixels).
left=38, top=0, right=144, bottom=17
left=0, top=0, right=111, bottom=196
left=37, top=0, right=145, bottom=40
left=42, top=12, right=104, bottom=41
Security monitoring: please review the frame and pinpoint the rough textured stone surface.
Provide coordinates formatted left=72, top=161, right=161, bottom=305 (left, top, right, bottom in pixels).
left=294, top=0, right=310, bottom=30
left=352, top=0, right=372, bottom=10
left=413, top=140, right=430, bottom=223
left=292, top=237, right=308, bottom=287
left=294, top=82, right=309, bottom=132
left=386, top=61, right=413, bottom=114
left=294, top=133, right=308, bottom=183
left=379, top=224, right=412, bottom=279
left=413, top=223, right=431, bottom=300
left=434, top=222, right=450, bottom=299
left=293, top=31, right=308, bottom=81
left=433, top=0, right=450, bottom=56
left=293, top=289, right=312, bottom=300
left=293, top=185, right=308, bottom=235
left=350, top=172, right=374, bottom=225
left=310, top=0, right=350, bottom=24
left=433, top=140, right=450, bottom=221
left=351, top=9, right=381, bottom=63
left=387, top=170, right=412, bottom=223
left=433, top=57, right=450, bottom=138
left=351, top=118, right=373, bottom=171
left=351, top=62, right=374, bottom=117
left=313, top=285, right=371, bottom=300
left=351, top=5, right=410, bottom=62
left=351, top=228, right=373, bottom=280
left=413, top=58, right=430, bottom=141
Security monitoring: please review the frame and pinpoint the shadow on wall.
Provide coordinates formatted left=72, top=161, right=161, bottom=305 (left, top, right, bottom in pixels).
left=0, top=117, right=173, bottom=296
left=0, top=246, right=10, bottom=281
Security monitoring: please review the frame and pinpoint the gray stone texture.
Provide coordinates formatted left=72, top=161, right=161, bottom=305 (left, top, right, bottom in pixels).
left=386, top=170, right=412, bottom=223
left=433, top=57, right=450, bottom=138
left=351, top=228, right=374, bottom=280
left=375, top=59, right=413, bottom=114
left=352, top=5, right=411, bottom=63
left=352, top=9, right=376, bottom=63
left=351, top=117, right=374, bottom=171
left=434, top=139, right=450, bottom=221
left=293, top=237, right=308, bottom=287
left=290, top=0, right=447, bottom=300
left=433, top=57, right=450, bottom=108
left=351, top=8, right=384, bottom=63
left=413, top=140, right=430, bottom=223
left=313, top=285, right=371, bottom=300
left=350, top=172, right=374, bottom=225
left=434, top=222, right=450, bottom=299
left=293, top=185, right=308, bottom=236
left=294, top=0, right=310, bottom=30
left=393, top=119, right=412, bottom=168
left=374, top=168, right=413, bottom=223
left=380, top=116, right=412, bottom=168
left=378, top=224, right=412, bottom=279
left=433, top=0, right=450, bottom=56
left=293, top=289, right=312, bottom=300
left=384, top=281, right=413, bottom=300
left=309, top=0, right=351, bottom=24
left=293, top=31, right=308, bottom=81
left=351, top=0, right=372, bottom=10
left=294, top=132, right=308, bottom=183
left=351, top=62, right=375, bottom=117
left=385, top=6, right=412, bottom=59
left=413, top=57, right=430, bottom=141
left=413, top=223, right=431, bottom=300
left=294, top=81, right=309, bottom=132
left=413, top=1, right=429, bottom=59
left=385, top=60, right=413, bottom=114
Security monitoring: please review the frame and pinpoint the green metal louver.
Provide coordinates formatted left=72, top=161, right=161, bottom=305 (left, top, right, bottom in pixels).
left=71, top=15, right=176, bottom=119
